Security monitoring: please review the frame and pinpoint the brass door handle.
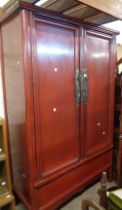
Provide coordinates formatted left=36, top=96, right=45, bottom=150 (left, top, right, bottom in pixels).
left=75, top=67, right=88, bottom=104
left=81, top=68, right=87, bottom=104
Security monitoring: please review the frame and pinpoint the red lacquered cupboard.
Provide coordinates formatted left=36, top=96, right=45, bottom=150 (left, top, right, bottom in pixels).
left=0, top=2, right=119, bottom=210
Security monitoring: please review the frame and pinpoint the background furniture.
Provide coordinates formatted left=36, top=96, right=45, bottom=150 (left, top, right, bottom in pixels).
left=82, top=186, right=122, bottom=210
left=113, top=73, right=122, bottom=186
left=0, top=119, right=15, bottom=210
left=82, top=198, right=105, bottom=210
left=0, top=2, right=119, bottom=210
left=82, top=178, right=122, bottom=210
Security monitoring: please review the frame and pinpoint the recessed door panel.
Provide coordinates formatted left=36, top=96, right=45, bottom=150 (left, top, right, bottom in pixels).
left=33, top=19, right=80, bottom=177
left=84, top=31, right=113, bottom=156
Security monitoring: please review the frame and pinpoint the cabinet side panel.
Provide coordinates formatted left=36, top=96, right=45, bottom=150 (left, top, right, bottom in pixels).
left=1, top=12, right=30, bottom=202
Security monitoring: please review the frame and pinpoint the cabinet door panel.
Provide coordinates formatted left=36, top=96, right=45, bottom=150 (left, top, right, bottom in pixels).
left=84, top=31, right=114, bottom=156
left=33, top=19, right=80, bottom=177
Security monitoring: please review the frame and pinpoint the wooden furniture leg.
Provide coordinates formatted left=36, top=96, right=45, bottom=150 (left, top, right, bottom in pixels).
left=82, top=198, right=106, bottom=210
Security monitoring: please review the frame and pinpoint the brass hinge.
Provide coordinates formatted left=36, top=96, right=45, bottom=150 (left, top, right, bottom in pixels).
left=75, top=67, right=81, bottom=104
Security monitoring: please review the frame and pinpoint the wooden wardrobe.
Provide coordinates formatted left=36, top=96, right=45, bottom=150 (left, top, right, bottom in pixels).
left=0, top=2, right=119, bottom=210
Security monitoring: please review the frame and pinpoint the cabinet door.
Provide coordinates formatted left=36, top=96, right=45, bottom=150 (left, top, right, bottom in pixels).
left=83, top=30, right=115, bottom=157
left=33, top=18, right=81, bottom=178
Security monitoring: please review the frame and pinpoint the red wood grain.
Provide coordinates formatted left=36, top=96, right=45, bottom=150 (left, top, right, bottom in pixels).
left=0, top=4, right=117, bottom=210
